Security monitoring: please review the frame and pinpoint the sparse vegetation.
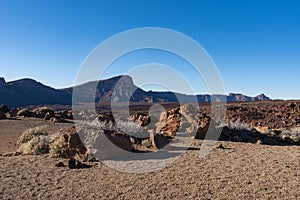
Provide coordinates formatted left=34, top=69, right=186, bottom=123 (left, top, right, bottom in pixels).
left=140, top=138, right=152, bottom=148
left=219, top=120, right=252, bottom=131
left=115, top=120, right=145, bottom=137
left=18, top=135, right=49, bottom=155
left=280, top=127, right=300, bottom=143
left=17, top=126, right=68, bottom=156
left=19, top=125, right=48, bottom=144
left=49, top=133, right=66, bottom=157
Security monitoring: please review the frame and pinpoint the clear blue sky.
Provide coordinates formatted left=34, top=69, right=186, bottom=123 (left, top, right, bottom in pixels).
left=0, top=0, right=300, bottom=99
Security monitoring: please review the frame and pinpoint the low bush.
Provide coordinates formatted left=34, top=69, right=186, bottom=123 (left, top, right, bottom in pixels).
left=18, top=135, right=49, bottom=155
left=18, top=126, right=67, bottom=156
left=49, top=133, right=66, bottom=157
left=219, top=120, right=252, bottom=131
left=19, top=125, right=48, bottom=144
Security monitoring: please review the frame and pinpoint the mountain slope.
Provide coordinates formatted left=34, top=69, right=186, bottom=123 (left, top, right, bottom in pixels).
left=0, top=76, right=271, bottom=108
left=0, top=78, right=71, bottom=107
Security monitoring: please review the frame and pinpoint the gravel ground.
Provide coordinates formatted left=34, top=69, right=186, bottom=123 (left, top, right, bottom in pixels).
left=1, top=134, right=299, bottom=199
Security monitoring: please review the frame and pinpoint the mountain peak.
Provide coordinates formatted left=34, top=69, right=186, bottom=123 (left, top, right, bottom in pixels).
left=109, top=75, right=133, bottom=84
left=256, top=93, right=270, bottom=100
left=9, top=78, right=38, bottom=84
left=0, top=77, right=6, bottom=85
left=0, top=75, right=272, bottom=107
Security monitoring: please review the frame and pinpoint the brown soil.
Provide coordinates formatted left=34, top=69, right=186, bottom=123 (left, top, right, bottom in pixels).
left=1, top=100, right=300, bottom=199
left=0, top=140, right=299, bottom=199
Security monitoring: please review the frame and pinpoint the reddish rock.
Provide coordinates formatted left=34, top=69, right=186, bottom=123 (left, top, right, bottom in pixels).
left=130, top=112, right=151, bottom=127
left=61, top=126, right=89, bottom=161
left=156, top=107, right=181, bottom=138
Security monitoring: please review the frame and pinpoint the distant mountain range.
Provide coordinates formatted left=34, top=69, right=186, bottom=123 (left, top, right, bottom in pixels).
left=0, top=76, right=270, bottom=108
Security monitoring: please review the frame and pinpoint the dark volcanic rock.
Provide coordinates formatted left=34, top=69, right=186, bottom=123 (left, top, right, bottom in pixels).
left=0, top=104, right=10, bottom=113
left=17, top=108, right=36, bottom=118
left=33, top=106, right=55, bottom=118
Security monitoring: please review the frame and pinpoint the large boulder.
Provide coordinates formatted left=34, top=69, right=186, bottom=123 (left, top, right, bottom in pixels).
left=156, top=107, right=181, bottom=138
left=0, top=104, right=10, bottom=113
left=75, top=123, right=134, bottom=160
left=61, top=126, right=89, bottom=161
left=55, top=110, right=73, bottom=120
left=0, top=112, right=6, bottom=119
left=50, top=116, right=64, bottom=123
left=17, top=108, right=36, bottom=118
left=130, top=112, right=151, bottom=127
left=194, top=115, right=217, bottom=139
left=179, top=104, right=199, bottom=135
left=0, top=105, right=9, bottom=119
left=154, top=134, right=171, bottom=149
left=9, top=108, right=19, bottom=117
left=33, top=106, right=55, bottom=118
left=220, top=126, right=258, bottom=143
left=104, top=129, right=134, bottom=152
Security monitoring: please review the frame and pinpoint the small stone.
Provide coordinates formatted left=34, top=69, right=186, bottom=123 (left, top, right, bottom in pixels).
left=55, top=162, right=65, bottom=167
left=68, top=158, right=78, bottom=169
left=215, top=143, right=225, bottom=149
left=256, top=140, right=263, bottom=145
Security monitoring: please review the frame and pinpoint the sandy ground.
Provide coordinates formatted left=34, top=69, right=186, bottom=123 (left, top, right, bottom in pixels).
left=0, top=119, right=299, bottom=199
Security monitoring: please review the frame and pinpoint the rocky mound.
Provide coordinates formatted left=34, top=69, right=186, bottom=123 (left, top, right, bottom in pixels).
left=225, top=101, right=300, bottom=129
left=1, top=105, right=73, bottom=123
left=157, top=103, right=300, bottom=145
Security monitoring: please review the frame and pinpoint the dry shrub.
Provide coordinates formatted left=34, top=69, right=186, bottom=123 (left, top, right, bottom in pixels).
left=222, top=121, right=252, bottom=131
left=18, top=135, right=49, bottom=155
left=19, top=125, right=48, bottom=144
left=280, top=127, right=300, bottom=143
left=17, top=125, right=67, bottom=156
left=49, top=133, right=66, bottom=157
left=141, top=138, right=152, bottom=148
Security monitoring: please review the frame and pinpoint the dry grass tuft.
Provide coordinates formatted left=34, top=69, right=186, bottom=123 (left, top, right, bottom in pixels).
left=17, top=126, right=68, bottom=156
left=49, top=132, right=66, bottom=157
left=18, top=135, right=49, bottom=155
left=280, top=127, right=300, bottom=143
left=19, top=125, right=48, bottom=144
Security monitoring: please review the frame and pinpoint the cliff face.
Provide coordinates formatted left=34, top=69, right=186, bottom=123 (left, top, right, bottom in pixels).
left=0, top=76, right=271, bottom=107
left=227, top=93, right=271, bottom=102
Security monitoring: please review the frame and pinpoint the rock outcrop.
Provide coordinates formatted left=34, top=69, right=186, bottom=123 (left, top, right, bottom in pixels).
left=17, top=108, right=36, bottom=118
left=156, top=107, right=181, bottom=138
left=61, top=126, right=89, bottom=161
left=0, top=104, right=9, bottom=119
left=33, top=106, right=55, bottom=118
left=0, top=75, right=271, bottom=107
left=130, top=112, right=151, bottom=127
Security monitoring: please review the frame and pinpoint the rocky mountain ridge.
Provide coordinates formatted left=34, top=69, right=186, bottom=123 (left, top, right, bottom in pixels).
left=0, top=75, right=270, bottom=107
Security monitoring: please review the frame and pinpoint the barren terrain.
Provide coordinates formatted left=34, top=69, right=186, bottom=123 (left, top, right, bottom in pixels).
left=1, top=101, right=300, bottom=199
left=1, top=139, right=299, bottom=199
